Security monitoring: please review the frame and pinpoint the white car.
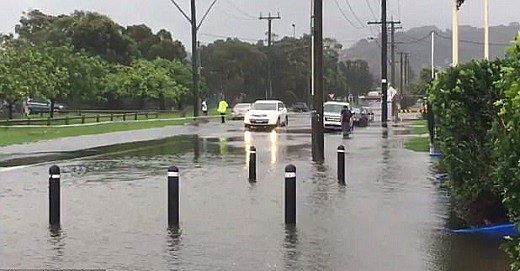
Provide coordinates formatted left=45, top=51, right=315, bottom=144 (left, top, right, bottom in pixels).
left=323, top=101, right=351, bottom=130
left=244, top=100, right=288, bottom=130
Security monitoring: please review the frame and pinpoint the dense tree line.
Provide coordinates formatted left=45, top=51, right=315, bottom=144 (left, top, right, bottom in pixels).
left=200, top=35, right=374, bottom=105
left=1, top=10, right=374, bottom=119
left=0, top=10, right=193, bottom=119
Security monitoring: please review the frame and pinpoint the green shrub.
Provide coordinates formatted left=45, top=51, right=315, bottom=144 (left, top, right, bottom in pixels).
left=429, top=60, right=506, bottom=225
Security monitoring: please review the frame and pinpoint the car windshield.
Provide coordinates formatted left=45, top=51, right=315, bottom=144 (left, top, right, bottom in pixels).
left=324, top=104, right=346, bottom=113
left=234, top=104, right=250, bottom=109
left=252, top=103, right=277, bottom=110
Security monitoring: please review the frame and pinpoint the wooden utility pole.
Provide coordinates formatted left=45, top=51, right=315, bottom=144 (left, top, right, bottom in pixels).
left=311, top=0, right=324, bottom=162
left=389, top=19, right=402, bottom=88
left=260, top=12, right=281, bottom=99
left=368, top=0, right=389, bottom=125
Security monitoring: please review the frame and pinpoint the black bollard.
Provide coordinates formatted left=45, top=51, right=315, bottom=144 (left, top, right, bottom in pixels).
left=49, top=165, right=61, bottom=225
left=249, top=146, right=256, bottom=182
left=337, top=145, right=346, bottom=185
left=285, top=164, right=296, bottom=225
left=168, top=166, right=179, bottom=227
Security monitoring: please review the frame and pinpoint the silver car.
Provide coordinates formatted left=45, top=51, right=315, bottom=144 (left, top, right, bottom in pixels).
left=231, top=103, right=251, bottom=120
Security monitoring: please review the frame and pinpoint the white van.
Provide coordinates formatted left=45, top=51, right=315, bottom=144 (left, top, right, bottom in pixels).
left=323, top=101, right=350, bottom=130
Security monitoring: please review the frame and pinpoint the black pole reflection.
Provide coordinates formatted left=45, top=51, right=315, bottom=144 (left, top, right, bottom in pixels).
left=166, top=226, right=182, bottom=268
left=193, top=135, right=200, bottom=163
left=48, top=225, right=65, bottom=261
left=283, top=225, right=299, bottom=270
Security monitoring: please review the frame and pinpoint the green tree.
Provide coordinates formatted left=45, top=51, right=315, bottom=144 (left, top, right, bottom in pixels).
left=16, top=10, right=140, bottom=65
left=15, top=10, right=57, bottom=44
left=269, top=36, right=311, bottom=103
left=69, top=12, right=139, bottom=65
left=126, top=25, right=186, bottom=61
left=340, top=59, right=374, bottom=97
left=201, top=38, right=267, bottom=102
left=106, top=59, right=191, bottom=110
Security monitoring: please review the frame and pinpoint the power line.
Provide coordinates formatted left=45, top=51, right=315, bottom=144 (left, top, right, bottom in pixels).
left=396, top=0, right=401, bottom=20
left=435, top=32, right=511, bottom=46
left=342, top=0, right=367, bottom=28
left=215, top=6, right=257, bottom=21
left=198, top=0, right=218, bottom=30
left=333, top=0, right=365, bottom=29
left=365, top=0, right=378, bottom=20
left=398, top=32, right=432, bottom=45
left=223, top=0, right=257, bottom=20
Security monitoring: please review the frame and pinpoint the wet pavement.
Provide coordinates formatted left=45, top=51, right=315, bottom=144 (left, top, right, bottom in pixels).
left=0, top=108, right=511, bottom=270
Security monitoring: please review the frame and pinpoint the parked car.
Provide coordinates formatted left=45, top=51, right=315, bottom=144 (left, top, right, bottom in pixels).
left=323, top=101, right=351, bottom=131
left=26, top=99, right=68, bottom=114
left=351, top=107, right=369, bottom=127
left=291, top=102, right=309, bottom=112
left=54, top=102, right=68, bottom=112
left=27, top=99, right=51, bottom=114
left=231, top=103, right=251, bottom=120
left=244, top=100, right=288, bottom=130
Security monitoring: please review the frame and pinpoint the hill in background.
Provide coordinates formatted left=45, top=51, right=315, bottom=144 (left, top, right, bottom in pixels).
left=341, top=23, right=520, bottom=82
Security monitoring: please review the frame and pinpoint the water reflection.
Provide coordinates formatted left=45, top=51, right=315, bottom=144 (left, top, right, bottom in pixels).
left=166, top=226, right=182, bottom=268
left=219, top=137, right=228, bottom=158
left=193, top=135, right=200, bottom=163
left=48, top=225, right=65, bottom=262
left=283, top=225, right=299, bottom=270
left=430, top=232, right=510, bottom=271
left=382, top=128, right=389, bottom=139
left=242, top=130, right=280, bottom=165
left=270, top=130, right=278, bottom=164
left=244, top=131, right=252, bottom=165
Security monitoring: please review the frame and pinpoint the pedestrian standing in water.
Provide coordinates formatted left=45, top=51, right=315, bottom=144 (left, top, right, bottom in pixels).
left=217, top=98, right=229, bottom=123
left=340, top=105, right=352, bottom=138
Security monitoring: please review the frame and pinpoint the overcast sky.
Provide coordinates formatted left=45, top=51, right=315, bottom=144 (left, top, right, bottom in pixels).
left=0, top=0, right=518, bottom=51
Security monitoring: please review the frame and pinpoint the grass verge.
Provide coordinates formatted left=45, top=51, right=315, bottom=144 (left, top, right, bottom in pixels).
left=0, top=107, right=231, bottom=146
left=404, top=119, right=430, bottom=152
left=0, top=117, right=193, bottom=146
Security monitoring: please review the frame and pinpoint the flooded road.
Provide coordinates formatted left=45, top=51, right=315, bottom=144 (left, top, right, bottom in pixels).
left=0, top=112, right=510, bottom=270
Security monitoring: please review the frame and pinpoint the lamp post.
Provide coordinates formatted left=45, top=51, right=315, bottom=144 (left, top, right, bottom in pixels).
left=484, top=0, right=489, bottom=60
left=452, top=0, right=459, bottom=66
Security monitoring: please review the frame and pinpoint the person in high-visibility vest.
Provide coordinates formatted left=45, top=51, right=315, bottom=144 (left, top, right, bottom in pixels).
left=217, top=98, right=229, bottom=123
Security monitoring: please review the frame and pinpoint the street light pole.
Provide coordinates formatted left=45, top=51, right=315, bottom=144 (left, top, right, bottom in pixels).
left=431, top=31, right=435, bottom=79
left=452, top=0, right=459, bottom=66
left=484, top=0, right=489, bottom=60
left=191, top=0, right=199, bottom=117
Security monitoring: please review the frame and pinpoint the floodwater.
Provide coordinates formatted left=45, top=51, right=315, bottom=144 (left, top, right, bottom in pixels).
left=0, top=113, right=510, bottom=271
